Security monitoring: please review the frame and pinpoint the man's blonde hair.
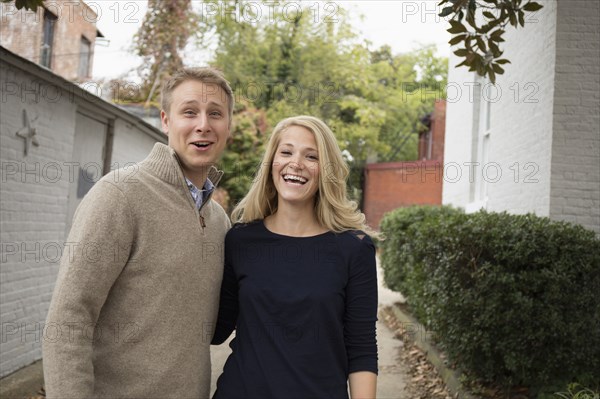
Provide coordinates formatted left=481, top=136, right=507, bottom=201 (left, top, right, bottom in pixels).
left=231, top=115, right=379, bottom=238
left=160, top=67, right=234, bottom=121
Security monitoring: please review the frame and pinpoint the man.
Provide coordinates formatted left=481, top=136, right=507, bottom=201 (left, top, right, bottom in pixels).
left=43, top=68, right=234, bottom=398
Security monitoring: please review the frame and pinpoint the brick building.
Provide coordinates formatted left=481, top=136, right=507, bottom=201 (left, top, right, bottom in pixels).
left=363, top=100, right=446, bottom=230
left=443, top=0, right=599, bottom=234
left=0, top=46, right=166, bottom=377
left=0, top=0, right=103, bottom=81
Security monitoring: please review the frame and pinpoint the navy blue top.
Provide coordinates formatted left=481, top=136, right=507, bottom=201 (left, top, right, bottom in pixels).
left=211, top=220, right=378, bottom=399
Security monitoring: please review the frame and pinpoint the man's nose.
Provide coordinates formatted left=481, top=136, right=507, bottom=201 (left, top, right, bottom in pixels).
left=195, top=113, right=211, bottom=132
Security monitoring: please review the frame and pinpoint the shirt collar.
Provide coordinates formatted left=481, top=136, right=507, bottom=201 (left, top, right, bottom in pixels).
left=185, top=177, right=215, bottom=210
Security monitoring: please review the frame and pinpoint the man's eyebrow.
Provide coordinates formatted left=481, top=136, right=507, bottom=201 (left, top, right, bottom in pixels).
left=178, top=99, right=226, bottom=108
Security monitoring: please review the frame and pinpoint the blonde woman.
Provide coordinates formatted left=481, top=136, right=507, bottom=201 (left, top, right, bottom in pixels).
left=212, top=116, right=378, bottom=398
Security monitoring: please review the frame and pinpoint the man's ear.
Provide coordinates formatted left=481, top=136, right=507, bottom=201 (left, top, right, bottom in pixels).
left=160, top=110, right=169, bottom=135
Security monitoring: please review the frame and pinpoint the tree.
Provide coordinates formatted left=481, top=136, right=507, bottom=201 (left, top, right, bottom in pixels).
left=439, top=0, right=543, bottom=83
left=134, top=0, right=196, bottom=104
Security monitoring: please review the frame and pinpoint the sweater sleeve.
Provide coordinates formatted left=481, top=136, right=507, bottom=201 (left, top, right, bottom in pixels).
left=211, top=232, right=239, bottom=345
left=344, top=234, right=379, bottom=375
left=42, top=181, right=133, bottom=398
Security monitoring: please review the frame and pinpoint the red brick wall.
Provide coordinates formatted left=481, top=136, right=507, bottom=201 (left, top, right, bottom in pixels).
left=363, top=100, right=446, bottom=230
left=363, top=161, right=443, bottom=230
left=1, top=1, right=99, bottom=80
left=430, top=100, right=446, bottom=162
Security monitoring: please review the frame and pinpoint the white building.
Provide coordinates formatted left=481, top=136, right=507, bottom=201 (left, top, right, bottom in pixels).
left=443, top=0, right=600, bottom=234
left=0, top=46, right=166, bottom=377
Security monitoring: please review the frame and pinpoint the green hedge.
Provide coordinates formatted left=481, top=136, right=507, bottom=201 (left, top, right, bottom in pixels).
left=380, top=206, right=600, bottom=391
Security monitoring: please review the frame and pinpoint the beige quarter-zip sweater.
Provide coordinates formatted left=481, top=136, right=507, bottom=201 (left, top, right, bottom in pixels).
left=43, top=143, right=230, bottom=399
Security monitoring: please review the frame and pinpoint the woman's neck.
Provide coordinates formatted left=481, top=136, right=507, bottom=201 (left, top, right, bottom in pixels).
left=265, top=203, right=327, bottom=237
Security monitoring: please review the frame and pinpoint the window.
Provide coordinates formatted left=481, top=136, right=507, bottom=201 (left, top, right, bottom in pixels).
left=40, top=9, right=57, bottom=68
left=78, top=36, right=91, bottom=78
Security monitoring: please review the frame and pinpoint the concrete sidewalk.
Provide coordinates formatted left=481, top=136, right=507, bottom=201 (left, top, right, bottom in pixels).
left=1, top=261, right=409, bottom=399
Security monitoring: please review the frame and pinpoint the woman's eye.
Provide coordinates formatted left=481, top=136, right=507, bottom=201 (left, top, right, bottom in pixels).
left=308, top=155, right=319, bottom=161
left=210, top=111, right=222, bottom=117
left=281, top=151, right=292, bottom=155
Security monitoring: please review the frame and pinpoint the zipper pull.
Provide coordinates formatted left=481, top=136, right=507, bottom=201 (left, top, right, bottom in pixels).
left=199, top=214, right=206, bottom=228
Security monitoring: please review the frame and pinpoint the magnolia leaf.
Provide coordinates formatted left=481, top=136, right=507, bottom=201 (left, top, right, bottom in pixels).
left=449, top=34, right=467, bottom=46
left=476, top=37, right=487, bottom=51
left=454, top=48, right=469, bottom=57
left=448, top=20, right=468, bottom=34
left=483, top=11, right=495, bottom=19
left=490, top=29, right=505, bottom=40
left=495, top=59, right=511, bottom=64
left=492, top=63, right=505, bottom=74
left=518, top=10, right=525, bottom=27
left=522, top=1, right=543, bottom=11
left=440, top=6, right=454, bottom=17
left=488, top=68, right=497, bottom=84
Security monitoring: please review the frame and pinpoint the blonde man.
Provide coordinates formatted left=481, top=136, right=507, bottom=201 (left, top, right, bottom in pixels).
left=43, top=68, right=233, bottom=398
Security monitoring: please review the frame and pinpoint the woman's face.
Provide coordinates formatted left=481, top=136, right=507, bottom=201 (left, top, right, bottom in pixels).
left=271, top=126, right=320, bottom=207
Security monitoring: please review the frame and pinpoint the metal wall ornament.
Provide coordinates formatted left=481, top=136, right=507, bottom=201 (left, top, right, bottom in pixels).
left=15, top=109, right=39, bottom=156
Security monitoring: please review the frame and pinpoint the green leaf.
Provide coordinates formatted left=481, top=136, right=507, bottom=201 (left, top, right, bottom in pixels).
left=495, top=59, right=511, bottom=64
left=440, top=6, right=454, bottom=17
left=483, top=11, right=496, bottom=19
left=518, top=10, right=525, bottom=27
left=522, top=2, right=543, bottom=11
left=489, top=41, right=502, bottom=57
left=508, top=11, right=517, bottom=26
left=476, top=37, right=487, bottom=51
left=490, top=29, right=505, bottom=40
left=466, top=10, right=477, bottom=29
left=454, top=49, right=469, bottom=57
left=488, top=68, right=497, bottom=84
left=492, top=63, right=505, bottom=74
left=449, top=34, right=467, bottom=46
left=448, top=20, right=468, bottom=34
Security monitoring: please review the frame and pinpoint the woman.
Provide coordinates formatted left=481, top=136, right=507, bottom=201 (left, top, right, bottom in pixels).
left=212, top=116, right=379, bottom=398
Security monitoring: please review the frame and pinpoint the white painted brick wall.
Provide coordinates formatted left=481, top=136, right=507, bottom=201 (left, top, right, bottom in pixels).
left=1, top=62, right=76, bottom=377
left=111, top=118, right=165, bottom=167
left=550, top=0, right=600, bottom=233
left=1, top=54, right=166, bottom=377
left=444, top=2, right=558, bottom=217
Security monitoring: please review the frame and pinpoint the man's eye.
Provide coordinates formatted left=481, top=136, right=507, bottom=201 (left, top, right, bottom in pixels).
left=210, top=111, right=222, bottom=117
left=184, top=110, right=195, bottom=116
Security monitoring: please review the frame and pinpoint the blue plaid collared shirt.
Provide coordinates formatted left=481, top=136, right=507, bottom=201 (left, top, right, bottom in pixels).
left=185, top=177, right=215, bottom=210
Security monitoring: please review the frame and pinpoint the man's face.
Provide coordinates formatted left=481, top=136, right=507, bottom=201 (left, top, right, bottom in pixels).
left=161, top=80, right=230, bottom=179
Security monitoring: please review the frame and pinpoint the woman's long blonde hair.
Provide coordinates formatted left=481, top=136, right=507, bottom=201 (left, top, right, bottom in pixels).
left=231, top=115, right=380, bottom=239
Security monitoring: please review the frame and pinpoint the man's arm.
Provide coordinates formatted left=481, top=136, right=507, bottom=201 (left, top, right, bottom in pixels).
left=42, top=181, right=133, bottom=398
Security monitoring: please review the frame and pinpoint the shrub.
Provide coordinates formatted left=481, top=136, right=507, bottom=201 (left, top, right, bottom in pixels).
left=380, top=206, right=600, bottom=390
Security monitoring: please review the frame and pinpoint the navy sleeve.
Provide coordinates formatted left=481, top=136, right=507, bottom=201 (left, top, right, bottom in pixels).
left=344, top=234, right=378, bottom=374
left=211, top=239, right=238, bottom=345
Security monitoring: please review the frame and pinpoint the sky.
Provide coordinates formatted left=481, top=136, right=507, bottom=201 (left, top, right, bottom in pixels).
left=92, top=1, right=451, bottom=81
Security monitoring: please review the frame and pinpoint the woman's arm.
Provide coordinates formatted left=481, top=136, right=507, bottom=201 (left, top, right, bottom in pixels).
left=344, top=234, right=379, bottom=397
left=211, top=240, right=239, bottom=345
left=349, top=371, right=377, bottom=399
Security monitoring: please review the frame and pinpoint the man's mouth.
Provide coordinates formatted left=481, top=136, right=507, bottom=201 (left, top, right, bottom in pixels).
left=191, top=141, right=211, bottom=148
left=282, top=174, right=307, bottom=185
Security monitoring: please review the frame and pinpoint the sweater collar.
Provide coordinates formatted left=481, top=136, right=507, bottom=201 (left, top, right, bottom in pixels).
left=140, top=143, right=224, bottom=188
